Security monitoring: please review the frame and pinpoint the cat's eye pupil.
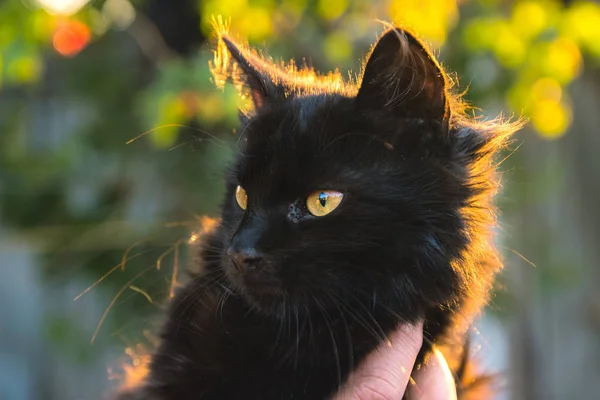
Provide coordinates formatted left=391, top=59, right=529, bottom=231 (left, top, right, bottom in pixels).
left=318, top=192, right=327, bottom=207
left=306, top=190, right=343, bottom=217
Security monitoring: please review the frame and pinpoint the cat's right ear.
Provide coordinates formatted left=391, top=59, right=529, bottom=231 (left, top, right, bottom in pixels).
left=355, top=27, right=449, bottom=123
left=213, top=34, right=285, bottom=111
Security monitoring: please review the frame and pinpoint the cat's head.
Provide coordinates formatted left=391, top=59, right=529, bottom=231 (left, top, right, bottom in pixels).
left=210, top=27, right=519, bottom=324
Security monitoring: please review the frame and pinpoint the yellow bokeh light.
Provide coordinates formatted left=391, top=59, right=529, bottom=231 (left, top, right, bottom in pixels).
left=323, top=31, right=352, bottom=63
left=238, top=7, right=273, bottom=41
left=463, top=16, right=525, bottom=67
left=317, top=0, right=347, bottom=21
left=463, top=17, right=497, bottom=51
left=389, top=0, right=458, bottom=46
left=491, top=20, right=526, bottom=68
left=32, top=11, right=58, bottom=41
left=202, top=0, right=275, bottom=41
left=540, top=37, right=582, bottom=83
left=7, top=56, right=43, bottom=84
left=563, top=2, right=600, bottom=58
left=511, top=1, right=549, bottom=41
left=531, top=99, right=570, bottom=139
left=531, top=77, right=562, bottom=103
left=201, top=0, right=248, bottom=35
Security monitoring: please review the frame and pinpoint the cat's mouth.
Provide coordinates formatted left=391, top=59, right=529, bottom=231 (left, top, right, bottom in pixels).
left=221, top=252, right=326, bottom=315
left=236, top=283, right=289, bottom=315
left=240, top=274, right=284, bottom=297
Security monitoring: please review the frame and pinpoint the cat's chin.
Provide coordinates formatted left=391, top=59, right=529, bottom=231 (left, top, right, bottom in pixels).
left=221, top=272, right=285, bottom=316
left=238, top=286, right=344, bottom=320
left=233, top=283, right=312, bottom=318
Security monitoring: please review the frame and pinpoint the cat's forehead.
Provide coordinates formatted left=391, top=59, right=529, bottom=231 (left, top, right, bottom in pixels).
left=234, top=94, right=409, bottom=201
left=244, top=97, right=339, bottom=150
left=235, top=96, right=352, bottom=192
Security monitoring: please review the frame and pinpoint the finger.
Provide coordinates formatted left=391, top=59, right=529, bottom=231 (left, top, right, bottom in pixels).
left=334, top=321, right=424, bottom=400
left=406, top=347, right=457, bottom=400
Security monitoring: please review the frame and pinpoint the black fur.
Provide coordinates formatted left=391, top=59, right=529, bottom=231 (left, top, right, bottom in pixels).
left=115, top=27, right=520, bottom=400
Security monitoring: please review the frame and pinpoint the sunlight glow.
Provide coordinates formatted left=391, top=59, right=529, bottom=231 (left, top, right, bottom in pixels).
left=35, top=0, right=90, bottom=16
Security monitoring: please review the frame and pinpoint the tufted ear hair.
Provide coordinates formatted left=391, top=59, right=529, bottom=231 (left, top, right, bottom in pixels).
left=212, top=34, right=286, bottom=111
left=356, top=27, right=449, bottom=123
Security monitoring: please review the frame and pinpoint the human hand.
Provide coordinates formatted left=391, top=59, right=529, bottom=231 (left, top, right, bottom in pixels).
left=334, top=321, right=457, bottom=400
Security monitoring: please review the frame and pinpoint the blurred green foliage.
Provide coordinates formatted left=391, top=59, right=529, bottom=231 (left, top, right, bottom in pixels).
left=2, top=0, right=600, bottom=357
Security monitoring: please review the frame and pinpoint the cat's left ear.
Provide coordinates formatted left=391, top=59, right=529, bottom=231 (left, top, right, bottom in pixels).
left=356, top=28, right=449, bottom=123
left=216, top=35, right=285, bottom=110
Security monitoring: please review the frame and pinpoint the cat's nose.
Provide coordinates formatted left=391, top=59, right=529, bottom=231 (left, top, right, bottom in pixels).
left=226, top=246, right=263, bottom=271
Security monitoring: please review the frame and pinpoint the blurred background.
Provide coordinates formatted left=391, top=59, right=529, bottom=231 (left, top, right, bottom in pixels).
left=1, top=0, right=600, bottom=398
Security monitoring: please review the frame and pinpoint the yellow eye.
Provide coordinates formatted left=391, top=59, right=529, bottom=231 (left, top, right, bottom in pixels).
left=235, top=185, right=248, bottom=210
left=306, top=190, right=344, bottom=217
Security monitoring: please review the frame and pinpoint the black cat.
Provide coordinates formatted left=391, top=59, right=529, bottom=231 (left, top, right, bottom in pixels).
left=115, top=26, right=520, bottom=399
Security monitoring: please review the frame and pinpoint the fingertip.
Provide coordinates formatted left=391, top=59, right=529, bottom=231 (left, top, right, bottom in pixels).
left=407, top=348, right=457, bottom=400
left=387, top=320, right=424, bottom=351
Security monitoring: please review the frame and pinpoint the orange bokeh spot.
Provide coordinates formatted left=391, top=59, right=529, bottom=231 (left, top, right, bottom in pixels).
left=200, top=216, right=219, bottom=233
left=122, top=346, right=151, bottom=389
left=52, top=20, right=91, bottom=57
left=108, top=344, right=151, bottom=390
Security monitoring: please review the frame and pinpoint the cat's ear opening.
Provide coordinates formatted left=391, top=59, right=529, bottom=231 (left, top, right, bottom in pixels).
left=356, top=28, right=449, bottom=122
left=211, top=34, right=284, bottom=111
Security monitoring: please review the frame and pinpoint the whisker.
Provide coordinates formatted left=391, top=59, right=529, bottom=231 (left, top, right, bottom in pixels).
left=126, top=124, right=233, bottom=151
left=173, top=272, right=227, bottom=322
left=129, top=285, right=154, bottom=304
left=74, top=250, right=150, bottom=301
left=314, top=294, right=341, bottom=390
left=274, top=298, right=287, bottom=349
left=327, top=293, right=354, bottom=375
left=293, top=301, right=300, bottom=372
left=121, top=238, right=153, bottom=271
left=91, top=266, right=152, bottom=344
left=168, top=140, right=197, bottom=152
left=503, top=247, right=536, bottom=268
left=346, top=291, right=390, bottom=343
left=156, top=239, right=184, bottom=272
left=333, top=292, right=387, bottom=344
left=169, top=242, right=181, bottom=298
